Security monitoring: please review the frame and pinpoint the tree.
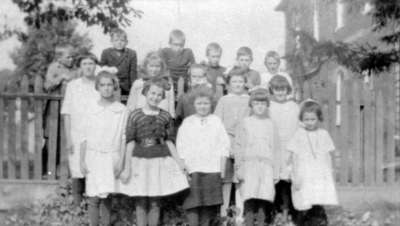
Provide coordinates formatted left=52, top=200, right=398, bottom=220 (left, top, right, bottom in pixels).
left=285, top=0, right=400, bottom=78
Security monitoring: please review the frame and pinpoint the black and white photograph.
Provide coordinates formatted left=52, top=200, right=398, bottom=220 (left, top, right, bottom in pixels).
left=0, top=0, right=399, bottom=225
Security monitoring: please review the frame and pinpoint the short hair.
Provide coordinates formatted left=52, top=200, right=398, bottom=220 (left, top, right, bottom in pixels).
left=76, top=52, right=98, bottom=67
left=299, top=100, right=324, bottom=122
left=269, top=75, right=292, bottom=94
left=189, top=63, right=207, bottom=76
left=110, top=28, right=128, bottom=41
left=169, top=29, right=185, bottom=44
left=141, top=51, right=167, bottom=77
left=264, top=50, right=281, bottom=64
left=190, top=85, right=215, bottom=106
left=249, top=88, right=270, bottom=107
left=141, top=76, right=171, bottom=99
left=236, top=46, right=253, bottom=60
left=54, top=44, right=73, bottom=59
left=226, top=68, right=248, bottom=84
left=95, top=71, right=119, bottom=91
left=206, top=42, right=222, bottom=56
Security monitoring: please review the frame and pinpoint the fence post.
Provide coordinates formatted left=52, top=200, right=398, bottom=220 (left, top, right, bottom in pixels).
left=351, top=80, right=361, bottom=185
left=375, top=90, right=384, bottom=184
left=7, top=88, right=16, bottom=179
left=387, top=75, right=396, bottom=184
left=364, top=86, right=376, bottom=185
left=339, top=80, right=350, bottom=185
left=34, top=76, right=44, bottom=180
left=47, top=93, right=59, bottom=180
left=20, top=75, right=30, bottom=179
left=0, top=82, right=5, bottom=179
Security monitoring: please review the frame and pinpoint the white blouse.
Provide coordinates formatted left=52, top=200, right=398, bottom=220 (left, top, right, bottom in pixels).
left=176, top=114, right=230, bottom=174
left=82, top=101, right=128, bottom=153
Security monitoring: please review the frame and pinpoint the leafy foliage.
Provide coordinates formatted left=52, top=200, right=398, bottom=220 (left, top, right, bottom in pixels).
left=286, top=0, right=400, bottom=77
left=9, top=20, right=92, bottom=80
left=11, top=0, right=143, bottom=33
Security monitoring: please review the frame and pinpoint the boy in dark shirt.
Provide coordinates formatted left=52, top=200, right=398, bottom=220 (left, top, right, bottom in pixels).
left=100, top=28, right=137, bottom=96
left=160, top=29, right=195, bottom=98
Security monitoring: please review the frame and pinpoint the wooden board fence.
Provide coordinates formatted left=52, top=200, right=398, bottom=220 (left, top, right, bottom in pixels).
left=0, top=76, right=65, bottom=181
left=318, top=72, right=399, bottom=186
left=0, top=74, right=398, bottom=186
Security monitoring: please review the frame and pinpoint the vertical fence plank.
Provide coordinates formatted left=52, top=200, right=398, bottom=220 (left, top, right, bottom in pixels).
left=326, top=81, right=338, bottom=181
left=0, top=83, right=5, bottom=178
left=20, top=75, right=30, bottom=179
left=34, top=76, right=44, bottom=180
left=351, top=80, right=362, bottom=185
left=387, top=76, right=396, bottom=184
left=375, top=90, right=384, bottom=184
left=364, top=87, right=375, bottom=185
left=47, top=99, right=59, bottom=180
left=59, top=84, right=68, bottom=180
left=339, top=80, right=350, bottom=185
left=7, top=97, right=16, bottom=179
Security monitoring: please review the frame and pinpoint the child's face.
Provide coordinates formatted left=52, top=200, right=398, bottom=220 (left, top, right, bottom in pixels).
left=80, top=58, right=96, bottom=78
left=237, top=55, right=252, bottom=69
left=146, top=61, right=162, bottom=77
left=251, top=101, right=268, bottom=116
left=169, top=38, right=184, bottom=52
left=98, top=77, right=115, bottom=99
left=194, top=96, right=212, bottom=117
left=190, top=68, right=208, bottom=87
left=207, top=50, right=221, bottom=67
left=272, top=88, right=288, bottom=102
left=146, top=85, right=164, bottom=107
left=111, top=36, right=128, bottom=50
left=229, top=75, right=246, bottom=94
left=302, top=112, right=319, bottom=130
left=58, top=50, right=74, bottom=68
left=265, top=57, right=280, bottom=73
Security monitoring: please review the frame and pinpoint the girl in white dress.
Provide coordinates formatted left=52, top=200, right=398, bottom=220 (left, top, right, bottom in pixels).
left=288, top=100, right=338, bottom=226
left=61, top=53, right=100, bottom=205
left=127, top=51, right=175, bottom=117
left=233, top=88, right=280, bottom=226
left=268, top=75, right=300, bottom=218
left=80, top=71, right=128, bottom=226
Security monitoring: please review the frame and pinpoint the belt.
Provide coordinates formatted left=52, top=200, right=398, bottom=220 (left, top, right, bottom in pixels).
left=137, top=138, right=165, bottom=148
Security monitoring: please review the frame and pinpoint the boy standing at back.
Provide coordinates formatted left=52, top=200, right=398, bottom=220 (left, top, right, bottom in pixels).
left=202, top=42, right=226, bottom=100
left=100, top=28, right=137, bottom=96
left=261, top=50, right=293, bottom=89
left=227, top=46, right=261, bottom=90
left=160, top=29, right=195, bottom=98
left=44, top=44, right=77, bottom=93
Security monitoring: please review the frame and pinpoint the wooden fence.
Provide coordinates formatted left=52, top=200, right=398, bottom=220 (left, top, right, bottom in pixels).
left=0, top=73, right=399, bottom=186
left=0, top=75, right=67, bottom=181
left=314, top=71, right=399, bottom=186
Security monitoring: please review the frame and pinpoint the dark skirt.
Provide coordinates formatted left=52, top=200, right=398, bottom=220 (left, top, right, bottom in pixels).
left=183, top=172, right=223, bottom=210
left=222, top=157, right=234, bottom=183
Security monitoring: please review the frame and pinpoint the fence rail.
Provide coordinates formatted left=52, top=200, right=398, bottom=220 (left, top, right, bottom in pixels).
left=0, top=74, right=399, bottom=186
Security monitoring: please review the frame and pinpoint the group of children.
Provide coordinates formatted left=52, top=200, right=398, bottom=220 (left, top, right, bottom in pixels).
left=49, top=28, right=338, bottom=226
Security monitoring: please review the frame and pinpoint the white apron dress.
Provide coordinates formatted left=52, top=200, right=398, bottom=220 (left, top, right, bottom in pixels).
left=287, top=128, right=339, bottom=210
left=269, top=100, right=299, bottom=180
left=82, top=101, right=128, bottom=198
left=61, top=78, right=100, bottom=178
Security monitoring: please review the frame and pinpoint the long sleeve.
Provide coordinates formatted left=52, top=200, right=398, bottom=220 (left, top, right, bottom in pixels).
left=216, top=120, right=230, bottom=158
left=214, top=98, right=224, bottom=119
left=232, top=120, right=247, bottom=166
left=100, top=49, right=108, bottom=66
left=130, top=50, right=138, bottom=82
left=167, top=78, right=175, bottom=118
left=272, top=122, right=281, bottom=180
left=61, top=82, right=73, bottom=115
left=176, top=120, right=190, bottom=160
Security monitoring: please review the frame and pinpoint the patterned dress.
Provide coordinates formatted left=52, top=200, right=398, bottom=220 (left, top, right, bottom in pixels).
left=233, top=116, right=280, bottom=202
left=118, top=108, right=188, bottom=197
